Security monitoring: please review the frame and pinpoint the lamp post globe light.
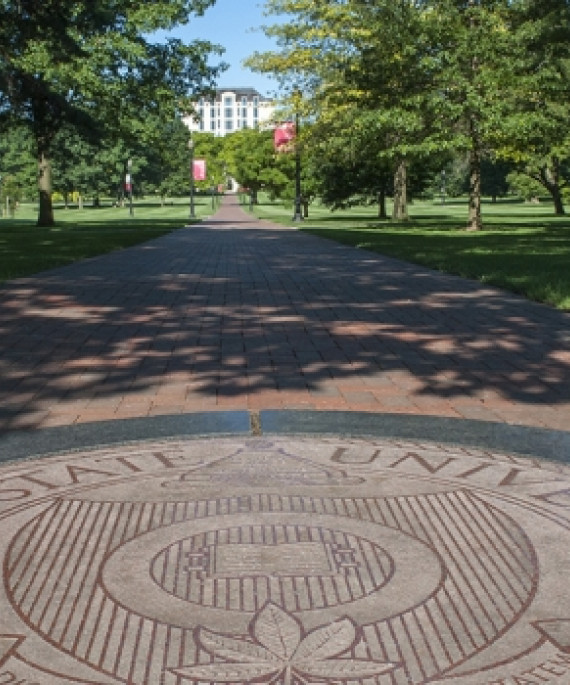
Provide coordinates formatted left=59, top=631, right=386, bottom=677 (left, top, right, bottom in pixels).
left=188, top=138, right=195, bottom=219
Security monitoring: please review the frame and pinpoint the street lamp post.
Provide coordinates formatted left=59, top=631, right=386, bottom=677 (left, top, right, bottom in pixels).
left=126, top=158, right=134, bottom=216
left=188, top=138, right=195, bottom=220
left=292, top=93, right=303, bottom=222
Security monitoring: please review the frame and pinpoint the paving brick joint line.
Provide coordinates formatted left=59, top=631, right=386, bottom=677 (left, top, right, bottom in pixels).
left=0, top=194, right=569, bottom=433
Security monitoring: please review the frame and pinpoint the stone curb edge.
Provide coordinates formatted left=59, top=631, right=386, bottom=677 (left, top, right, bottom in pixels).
left=0, top=411, right=568, bottom=466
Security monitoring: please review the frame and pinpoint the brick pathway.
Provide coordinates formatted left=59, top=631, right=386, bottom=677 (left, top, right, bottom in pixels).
left=1, top=195, right=569, bottom=433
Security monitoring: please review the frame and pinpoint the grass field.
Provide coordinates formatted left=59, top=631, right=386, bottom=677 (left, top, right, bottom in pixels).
left=0, top=197, right=216, bottom=282
left=252, top=197, right=570, bottom=310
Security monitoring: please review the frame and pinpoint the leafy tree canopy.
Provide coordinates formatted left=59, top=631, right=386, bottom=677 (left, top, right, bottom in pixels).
left=0, top=0, right=226, bottom=224
left=222, top=127, right=294, bottom=203
left=249, top=0, right=570, bottom=224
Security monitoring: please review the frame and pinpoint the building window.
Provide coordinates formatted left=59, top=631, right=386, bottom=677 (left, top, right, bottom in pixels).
left=224, top=96, right=233, bottom=117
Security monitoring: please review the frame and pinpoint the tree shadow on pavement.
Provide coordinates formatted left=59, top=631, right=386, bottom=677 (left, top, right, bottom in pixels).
left=0, top=223, right=568, bottom=432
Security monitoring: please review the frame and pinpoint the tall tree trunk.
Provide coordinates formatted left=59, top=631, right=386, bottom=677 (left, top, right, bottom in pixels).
left=466, top=3, right=483, bottom=231
left=37, top=151, right=54, bottom=226
left=392, top=159, right=408, bottom=220
left=540, top=159, right=566, bottom=216
left=378, top=188, right=387, bottom=219
left=467, top=121, right=483, bottom=231
left=550, top=185, right=565, bottom=216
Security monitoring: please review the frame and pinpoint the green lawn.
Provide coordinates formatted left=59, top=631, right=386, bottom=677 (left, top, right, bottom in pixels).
left=252, top=197, right=570, bottom=310
left=0, top=197, right=216, bottom=282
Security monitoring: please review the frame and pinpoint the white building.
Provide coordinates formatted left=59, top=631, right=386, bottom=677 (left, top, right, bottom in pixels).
left=184, top=88, right=276, bottom=136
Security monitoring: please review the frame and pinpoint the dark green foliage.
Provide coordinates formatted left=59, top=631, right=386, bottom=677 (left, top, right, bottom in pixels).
left=250, top=0, right=570, bottom=226
left=0, top=0, right=225, bottom=225
left=222, top=128, right=295, bottom=203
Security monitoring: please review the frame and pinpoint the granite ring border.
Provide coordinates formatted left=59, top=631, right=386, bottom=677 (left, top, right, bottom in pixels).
left=0, top=410, right=568, bottom=465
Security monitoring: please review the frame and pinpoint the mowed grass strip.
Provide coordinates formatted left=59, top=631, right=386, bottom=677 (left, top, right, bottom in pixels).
left=253, top=198, right=570, bottom=310
left=0, top=198, right=214, bottom=282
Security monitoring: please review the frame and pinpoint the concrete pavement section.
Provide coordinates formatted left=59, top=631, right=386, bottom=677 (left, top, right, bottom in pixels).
left=0, top=196, right=569, bottom=684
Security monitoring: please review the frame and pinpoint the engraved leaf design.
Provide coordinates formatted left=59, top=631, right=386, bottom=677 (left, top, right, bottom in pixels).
left=171, top=662, right=280, bottom=682
left=254, top=602, right=302, bottom=659
left=172, top=603, right=399, bottom=683
left=293, top=618, right=356, bottom=661
left=197, top=627, right=275, bottom=663
left=295, top=657, right=399, bottom=679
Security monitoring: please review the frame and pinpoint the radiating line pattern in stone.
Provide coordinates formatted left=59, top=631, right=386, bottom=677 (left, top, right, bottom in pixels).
left=5, top=486, right=537, bottom=684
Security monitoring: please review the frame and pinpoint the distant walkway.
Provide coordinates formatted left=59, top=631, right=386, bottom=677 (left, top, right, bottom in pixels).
left=1, top=194, right=569, bottom=433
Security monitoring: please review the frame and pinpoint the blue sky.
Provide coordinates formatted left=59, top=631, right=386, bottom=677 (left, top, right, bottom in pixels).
left=164, top=0, right=283, bottom=96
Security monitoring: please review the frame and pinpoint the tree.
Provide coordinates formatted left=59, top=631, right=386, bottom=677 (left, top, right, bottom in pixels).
left=248, top=1, right=463, bottom=221
left=141, top=118, right=196, bottom=202
left=251, top=1, right=570, bottom=228
left=192, top=132, right=228, bottom=194
left=506, top=170, right=545, bottom=202
left=480, top=158, right=513, bottom=202
left=0, top=0, right=224, bottom=226
left=0, top=123, right=36, bottom=204
left=51, top=127, right=103, bottom=207
left=222, top=128, right=293, bottom=204
left=305, top=108, right=392, bottom=217
left=493, top=0, right=570, bottom=215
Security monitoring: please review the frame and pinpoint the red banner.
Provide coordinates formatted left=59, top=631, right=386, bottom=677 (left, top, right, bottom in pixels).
left=274, top=122, right=296, bottom=152
left=193, top=159, right=207, bottom=181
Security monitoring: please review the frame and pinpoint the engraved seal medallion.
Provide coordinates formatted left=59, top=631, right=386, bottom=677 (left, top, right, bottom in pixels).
left=0, top=437, right=568, bottom=684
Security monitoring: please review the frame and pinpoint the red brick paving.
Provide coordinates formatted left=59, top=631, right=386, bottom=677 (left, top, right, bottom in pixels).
left=0, top=194, right=569, bottom=433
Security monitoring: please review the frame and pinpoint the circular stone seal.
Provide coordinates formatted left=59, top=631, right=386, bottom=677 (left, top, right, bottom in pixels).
left=0, top=435, right=568, bottom=685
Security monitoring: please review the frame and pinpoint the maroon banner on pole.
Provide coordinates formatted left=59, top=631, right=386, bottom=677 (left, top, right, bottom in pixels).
left=274, top=122, right=296, bottom=152
left=193, top=159, right=207, bottom=181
